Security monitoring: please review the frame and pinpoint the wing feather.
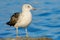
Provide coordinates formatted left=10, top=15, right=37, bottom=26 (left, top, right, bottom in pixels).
left=6, top=12, right=20, bottom=26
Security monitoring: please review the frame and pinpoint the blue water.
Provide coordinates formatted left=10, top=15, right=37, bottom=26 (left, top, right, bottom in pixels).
left=0, top=0, right=60, bottom=40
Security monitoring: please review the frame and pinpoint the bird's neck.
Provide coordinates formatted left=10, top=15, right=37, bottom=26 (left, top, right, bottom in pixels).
left=22, top=10, right=31, bottom=14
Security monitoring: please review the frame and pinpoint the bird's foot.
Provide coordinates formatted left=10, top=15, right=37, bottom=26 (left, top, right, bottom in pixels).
left=26, top=34, right=29, bottom=38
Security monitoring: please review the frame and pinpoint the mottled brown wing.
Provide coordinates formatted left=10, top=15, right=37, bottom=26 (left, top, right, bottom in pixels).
left=6, top=12, right=20, bottom=26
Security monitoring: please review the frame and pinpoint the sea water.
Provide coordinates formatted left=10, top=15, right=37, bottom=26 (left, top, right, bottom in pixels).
left=0, top=0, right=60, bottom=40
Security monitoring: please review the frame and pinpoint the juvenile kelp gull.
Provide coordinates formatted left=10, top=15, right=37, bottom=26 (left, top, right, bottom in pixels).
left=6, top=4, right=36, bottom=37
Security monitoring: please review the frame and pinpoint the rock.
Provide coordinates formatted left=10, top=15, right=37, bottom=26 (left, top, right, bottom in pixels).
left=0, top=37, right=53, bottom=40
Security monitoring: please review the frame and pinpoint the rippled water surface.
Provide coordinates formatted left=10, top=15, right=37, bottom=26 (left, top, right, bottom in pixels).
left=0, top=0, right=60, bottom=40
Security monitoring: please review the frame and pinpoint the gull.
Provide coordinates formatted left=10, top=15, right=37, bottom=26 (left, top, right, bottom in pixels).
left=6, top=4, right=36, bottom=37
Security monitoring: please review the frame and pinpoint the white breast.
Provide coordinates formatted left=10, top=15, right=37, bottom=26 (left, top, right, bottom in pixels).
left=14, top=12, right=32, bottom=27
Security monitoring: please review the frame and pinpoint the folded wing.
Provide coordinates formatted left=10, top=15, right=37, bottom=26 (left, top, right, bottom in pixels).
left=6, top=12, right=20, bottom=26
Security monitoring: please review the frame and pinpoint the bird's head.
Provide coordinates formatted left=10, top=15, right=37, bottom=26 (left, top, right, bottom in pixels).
left=22, top=4, right=36, bottom=11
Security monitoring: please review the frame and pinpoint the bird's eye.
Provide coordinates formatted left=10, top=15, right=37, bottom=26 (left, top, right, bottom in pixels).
left=28, top=6, right=30, bottom=8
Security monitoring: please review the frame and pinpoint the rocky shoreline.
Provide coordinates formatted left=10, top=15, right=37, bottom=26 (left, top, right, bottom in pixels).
left=0, top=37, right=53, bottom=40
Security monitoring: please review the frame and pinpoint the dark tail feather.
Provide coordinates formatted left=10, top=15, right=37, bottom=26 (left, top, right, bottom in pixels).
left=6, top=21, right=10, bottom=25
left=6, top=21, right=14, bottom=26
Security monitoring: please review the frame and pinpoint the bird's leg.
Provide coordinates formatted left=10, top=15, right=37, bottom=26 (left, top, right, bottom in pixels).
left=16, top=27, right=19, bottom=37
left=25, top=28, right=29, bottom=37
